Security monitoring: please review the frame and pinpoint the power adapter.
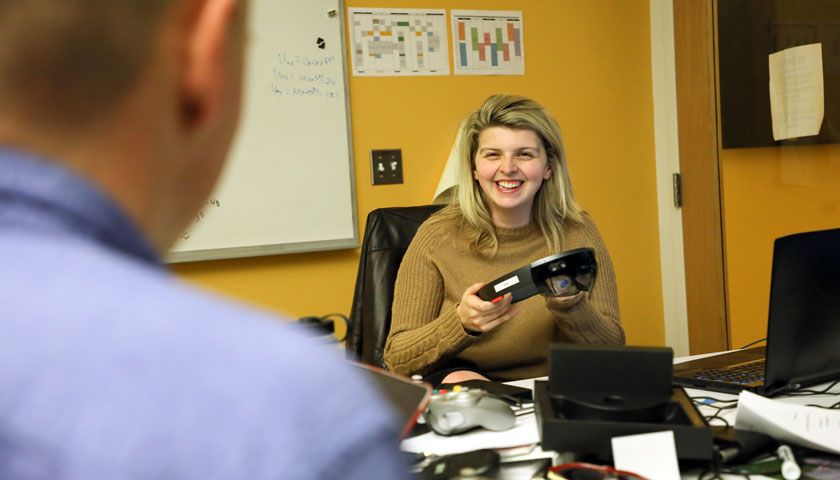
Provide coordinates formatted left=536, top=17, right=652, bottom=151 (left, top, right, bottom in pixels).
left=296, top=314, right=348, bottom=342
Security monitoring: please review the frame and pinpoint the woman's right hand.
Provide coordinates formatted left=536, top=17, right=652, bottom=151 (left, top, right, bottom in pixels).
left=456, top=283, right=520, bottom=333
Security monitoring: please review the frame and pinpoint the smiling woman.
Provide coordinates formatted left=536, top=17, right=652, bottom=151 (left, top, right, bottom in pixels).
left=472, top=126, right=553, bottom=228
left=383, top=94, right=626, bottom=385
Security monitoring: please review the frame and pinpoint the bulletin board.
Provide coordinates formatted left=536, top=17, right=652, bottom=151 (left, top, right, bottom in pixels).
left=168, top=0, right=357, bottom=262
left=718, top=0, right=840, bottom=148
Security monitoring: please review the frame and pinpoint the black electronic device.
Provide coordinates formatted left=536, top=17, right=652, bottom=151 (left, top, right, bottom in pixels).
left=477, top=248, right=597, bottom=304
left=711, top=426, right=775, bottom=465
left=424, top=386, right=515, bottom=436
left=673, top=227, right=840, bottom=395
left=534, top=344, right=714, bottom=463
left=438, top=380, right=533, bottom=405
left=352, top=363, right=431, bottom=438
left=420, top=449, right=500, bottom=480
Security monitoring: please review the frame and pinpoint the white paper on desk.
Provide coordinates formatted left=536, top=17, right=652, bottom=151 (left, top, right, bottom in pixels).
left=400, top=412, right=539, bottom=456
left=768, top=43, right=824, bottom=141
left=611, top=431, right=680, bottom=480
left=735, top=390, right=840, bottom=455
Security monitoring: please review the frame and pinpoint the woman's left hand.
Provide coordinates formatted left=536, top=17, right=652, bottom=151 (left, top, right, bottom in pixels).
left=545, top=291, right=586, bottom=309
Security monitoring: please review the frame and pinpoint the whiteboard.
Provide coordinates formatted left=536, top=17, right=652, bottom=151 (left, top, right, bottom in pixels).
left=168, top=0, right=357, bottom=262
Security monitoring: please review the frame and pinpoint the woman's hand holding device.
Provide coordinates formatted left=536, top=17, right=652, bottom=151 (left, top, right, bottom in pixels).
left=457, top=282, right=520, bottom=333
left=546, top=290, right=586, bottom=309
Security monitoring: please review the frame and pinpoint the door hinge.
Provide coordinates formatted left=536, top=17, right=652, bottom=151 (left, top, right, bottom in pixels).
left=673, top=172, right=682, bottom=208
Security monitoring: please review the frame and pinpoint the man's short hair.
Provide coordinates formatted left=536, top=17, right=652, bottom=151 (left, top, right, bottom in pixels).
left=0, top=0, right=172, bottom=127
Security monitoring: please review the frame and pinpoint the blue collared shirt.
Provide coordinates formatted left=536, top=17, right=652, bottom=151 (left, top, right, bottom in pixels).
left=0, top=149, right=409, bottom=479
left=0, top=148, right=158, bottom=264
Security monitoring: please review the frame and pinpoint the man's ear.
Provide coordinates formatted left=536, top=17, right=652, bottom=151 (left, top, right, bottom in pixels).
left=179, top=0, right=241, bottom=130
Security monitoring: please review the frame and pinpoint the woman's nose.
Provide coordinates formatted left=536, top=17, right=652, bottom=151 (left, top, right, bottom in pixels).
left=500, top=155, right=518, bottom=173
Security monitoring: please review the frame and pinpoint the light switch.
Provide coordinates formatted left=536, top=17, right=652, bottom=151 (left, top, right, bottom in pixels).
left=370, top=149, right=403, bottom=185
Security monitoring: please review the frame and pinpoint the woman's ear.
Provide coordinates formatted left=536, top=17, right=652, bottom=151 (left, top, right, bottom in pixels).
left=543, top=162, right=553, bottom=180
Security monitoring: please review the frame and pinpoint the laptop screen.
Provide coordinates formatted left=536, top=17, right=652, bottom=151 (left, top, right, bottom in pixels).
left=351, top=363, right=431, bottom=438
left=764, top=228, right=840, bottom=392
left=673, top=227, right=840, bottom=395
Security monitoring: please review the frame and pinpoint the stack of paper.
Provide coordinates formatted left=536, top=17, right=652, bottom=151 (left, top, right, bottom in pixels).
left=735, top=391, right=840, bottom=455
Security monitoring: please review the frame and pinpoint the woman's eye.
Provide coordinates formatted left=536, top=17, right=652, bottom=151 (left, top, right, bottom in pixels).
left=518, top=151, right=534, bottom=158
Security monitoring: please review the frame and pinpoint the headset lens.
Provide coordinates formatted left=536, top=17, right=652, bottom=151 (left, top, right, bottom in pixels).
left=544, top=268, right=596, bottom=298
left=546, top=275, right=578, bottom=297
left=575, top=269, right=595, bottom=290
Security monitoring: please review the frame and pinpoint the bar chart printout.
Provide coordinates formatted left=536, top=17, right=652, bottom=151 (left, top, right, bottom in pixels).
left=451, top=10, right=524, bottom=75
left=348, top=8, right=449, bottom=76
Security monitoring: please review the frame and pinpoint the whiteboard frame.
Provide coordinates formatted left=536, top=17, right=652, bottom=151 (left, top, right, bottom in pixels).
left=167, top=1, right=358, bottom=263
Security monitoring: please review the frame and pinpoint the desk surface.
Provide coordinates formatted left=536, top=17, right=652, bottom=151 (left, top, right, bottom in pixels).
left=401, top=352, right=840, bottom=478
left=674, top=351, right=840, bottom=428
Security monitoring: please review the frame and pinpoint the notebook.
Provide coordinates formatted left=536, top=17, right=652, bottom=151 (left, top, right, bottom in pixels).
left=352, top=363, right=432, bottom=438
left=673, top=228, right=840, bottom=396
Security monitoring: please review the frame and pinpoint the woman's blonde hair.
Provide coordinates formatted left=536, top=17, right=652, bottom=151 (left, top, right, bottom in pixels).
left=447, top=93, right=583, bottom=254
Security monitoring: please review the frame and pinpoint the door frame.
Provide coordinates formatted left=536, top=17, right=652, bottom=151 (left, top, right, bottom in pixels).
left=650, top=0, right=690, bottom=356
left=650, top=0, right=729, bottom=355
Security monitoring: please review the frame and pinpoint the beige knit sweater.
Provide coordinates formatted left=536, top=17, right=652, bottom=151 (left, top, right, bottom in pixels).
left=383, top=212, right=625, bottom=381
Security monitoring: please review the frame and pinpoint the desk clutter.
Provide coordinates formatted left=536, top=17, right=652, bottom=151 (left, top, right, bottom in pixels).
left=424, top=385, right=516, bottom=436
left=394, top=344, right=840, bottom=480
left=534, top=345, right=713, bottom=463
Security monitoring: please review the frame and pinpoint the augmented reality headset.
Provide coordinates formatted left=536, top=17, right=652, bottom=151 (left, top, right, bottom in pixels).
left=477, top=248, right=597, bottom=304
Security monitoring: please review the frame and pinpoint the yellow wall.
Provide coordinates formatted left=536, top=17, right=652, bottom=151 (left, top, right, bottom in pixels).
left=721, top=145, right=840, bottom=348
left=174, top=1, right=665, bottom=347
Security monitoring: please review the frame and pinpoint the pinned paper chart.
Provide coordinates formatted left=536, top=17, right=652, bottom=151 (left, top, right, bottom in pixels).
left=768, top=43, right=824, bottom=141
left=348, top=8, right=449, bottom=76
left=451, top=10, right=524, bottom=75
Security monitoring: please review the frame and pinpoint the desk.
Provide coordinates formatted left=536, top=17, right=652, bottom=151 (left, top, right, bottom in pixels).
left=401, top=376, right=556, bottom=479
left=401, top=377, right=544, bottom=456
left=401, top=353, right=840, bottom=479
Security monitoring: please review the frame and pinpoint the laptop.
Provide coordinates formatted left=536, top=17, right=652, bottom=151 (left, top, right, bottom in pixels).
left=674, top=228, right=840, bottom=396
left=352, top=363, right=432, bottom=438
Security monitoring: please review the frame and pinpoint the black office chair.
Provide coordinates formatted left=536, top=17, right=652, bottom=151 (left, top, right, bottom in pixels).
left=347, top=205, right=444, bottom=367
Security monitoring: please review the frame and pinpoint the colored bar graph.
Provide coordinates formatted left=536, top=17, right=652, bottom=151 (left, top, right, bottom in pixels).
left=450, top=10, right=524, bottom=75
left=514, top=27, right=521, bottom=57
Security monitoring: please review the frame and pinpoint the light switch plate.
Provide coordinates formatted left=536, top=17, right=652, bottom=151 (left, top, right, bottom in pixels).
left=370, top=149, right=403, bottom=185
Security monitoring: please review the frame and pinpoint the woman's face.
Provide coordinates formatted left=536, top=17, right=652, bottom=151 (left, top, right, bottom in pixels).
left=472, top=126, right=552, bottom=228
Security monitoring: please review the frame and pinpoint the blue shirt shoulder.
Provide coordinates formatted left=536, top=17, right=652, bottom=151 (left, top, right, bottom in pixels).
left=0, top=150, right=409, bottom=479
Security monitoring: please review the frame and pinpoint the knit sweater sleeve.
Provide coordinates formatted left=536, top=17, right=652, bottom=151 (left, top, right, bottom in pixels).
left=545, top=217, right=625, bottom=345
left=383, top=220, right=478, bottom=377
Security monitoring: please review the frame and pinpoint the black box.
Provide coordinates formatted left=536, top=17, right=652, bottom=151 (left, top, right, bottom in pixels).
left=534, top=344, right=714, bottom=461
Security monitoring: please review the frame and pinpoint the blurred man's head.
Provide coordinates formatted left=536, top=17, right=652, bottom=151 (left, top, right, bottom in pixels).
left=0, top=1, right=172, bottom=128
left=0, top=0, right=247, bottom=252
